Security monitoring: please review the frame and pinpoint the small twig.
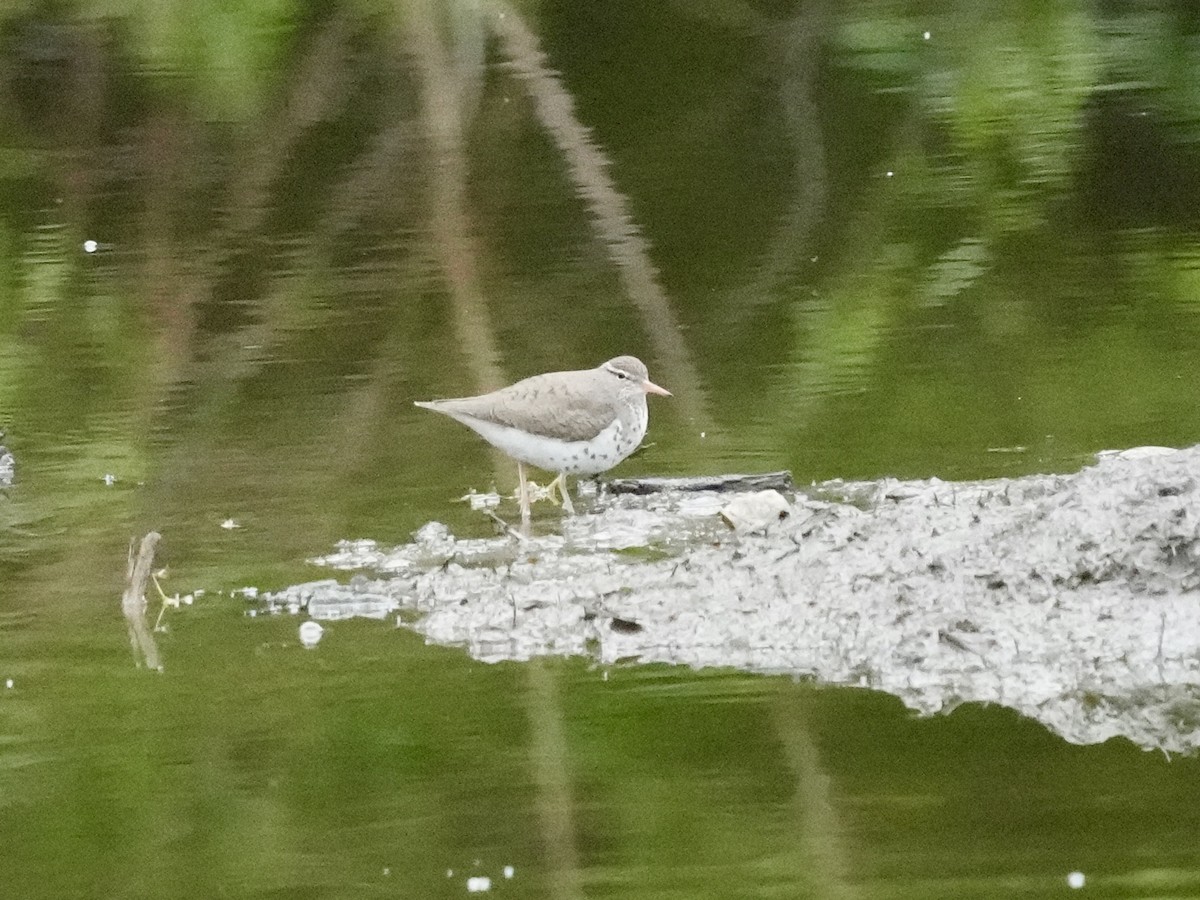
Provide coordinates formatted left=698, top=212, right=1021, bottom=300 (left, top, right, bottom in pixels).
left=122, top=532, right=163, bottom=671
left=150, top=572, right=175, bottom=631
left=484, top=510, right=529, bottom=542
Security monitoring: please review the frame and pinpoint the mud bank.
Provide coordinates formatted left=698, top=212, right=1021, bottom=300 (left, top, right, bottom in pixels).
left=264, top=446, right=1200, bottom=753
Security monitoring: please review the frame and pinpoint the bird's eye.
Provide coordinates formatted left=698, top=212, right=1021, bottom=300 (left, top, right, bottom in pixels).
left=616, top=371, right=627, bottom=379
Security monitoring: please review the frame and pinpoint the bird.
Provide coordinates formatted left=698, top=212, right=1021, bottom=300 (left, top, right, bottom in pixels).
left=414, top=356, right=670, bottom=521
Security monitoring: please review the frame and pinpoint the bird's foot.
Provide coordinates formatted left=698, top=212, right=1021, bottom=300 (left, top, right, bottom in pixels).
left=547, top=473, right=575, bottom=514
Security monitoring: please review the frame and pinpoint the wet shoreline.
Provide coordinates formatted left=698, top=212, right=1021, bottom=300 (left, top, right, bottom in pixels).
left=265, top=445, right=1200, bottom=754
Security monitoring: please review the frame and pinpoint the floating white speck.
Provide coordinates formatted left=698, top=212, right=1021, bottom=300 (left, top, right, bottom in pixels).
left=220, top=518, right=240, bottom=530
left=382, top=867, right=390, bottom=876
left=503, top=865, right=514, bottom=879
left=886, top=170, right=894, bottom=177
left=1067, top=871, right=1085, bottom=889
left=446, top=869, right=454, bottom=878
left=299, top=621, right=324, bottom=648
left=466, top=876, right=491, bottom=892
left=467, top=491, right=500, bottom=511
left=5, top=678, right=12, bottom=689
left=103, top=473, right=116, bottom=485
left=700, top=431, right=706, bottom=438
left=83, top=239, right=98, bottom=253
left=923, top=30, right=931, bottom=40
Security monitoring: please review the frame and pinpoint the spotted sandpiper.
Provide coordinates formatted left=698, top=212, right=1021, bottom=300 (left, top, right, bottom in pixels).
left=414, top=356, right=670, bottom=521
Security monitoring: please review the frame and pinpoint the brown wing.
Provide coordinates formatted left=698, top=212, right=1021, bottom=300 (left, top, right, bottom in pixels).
left=426, top=369, right=618, bottom=442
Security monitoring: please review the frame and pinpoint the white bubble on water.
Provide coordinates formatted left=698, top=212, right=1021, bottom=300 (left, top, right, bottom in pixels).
left=299, top=621, right=324, bottom=648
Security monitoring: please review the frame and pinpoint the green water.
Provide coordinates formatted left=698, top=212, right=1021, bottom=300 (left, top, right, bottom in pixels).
left=3, top=2, right=1200, bottom=896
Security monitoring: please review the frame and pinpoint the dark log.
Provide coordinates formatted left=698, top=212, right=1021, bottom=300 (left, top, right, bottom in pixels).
left=605, top=471, right=794, bottom=496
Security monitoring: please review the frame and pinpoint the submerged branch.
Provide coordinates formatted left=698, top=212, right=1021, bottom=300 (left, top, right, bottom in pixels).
left=122, top=532, right=163, bottom=672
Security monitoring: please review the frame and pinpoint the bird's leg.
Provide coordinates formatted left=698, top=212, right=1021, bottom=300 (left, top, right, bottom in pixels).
left=549, top=472, right=575, bottom=514
left=517, top=461, right=531, bottom=525
left=542, top=474, right=563, bottom=507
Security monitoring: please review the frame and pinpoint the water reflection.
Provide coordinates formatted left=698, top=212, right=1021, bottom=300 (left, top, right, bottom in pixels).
left=2, top=1, right=1200, bottom=896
